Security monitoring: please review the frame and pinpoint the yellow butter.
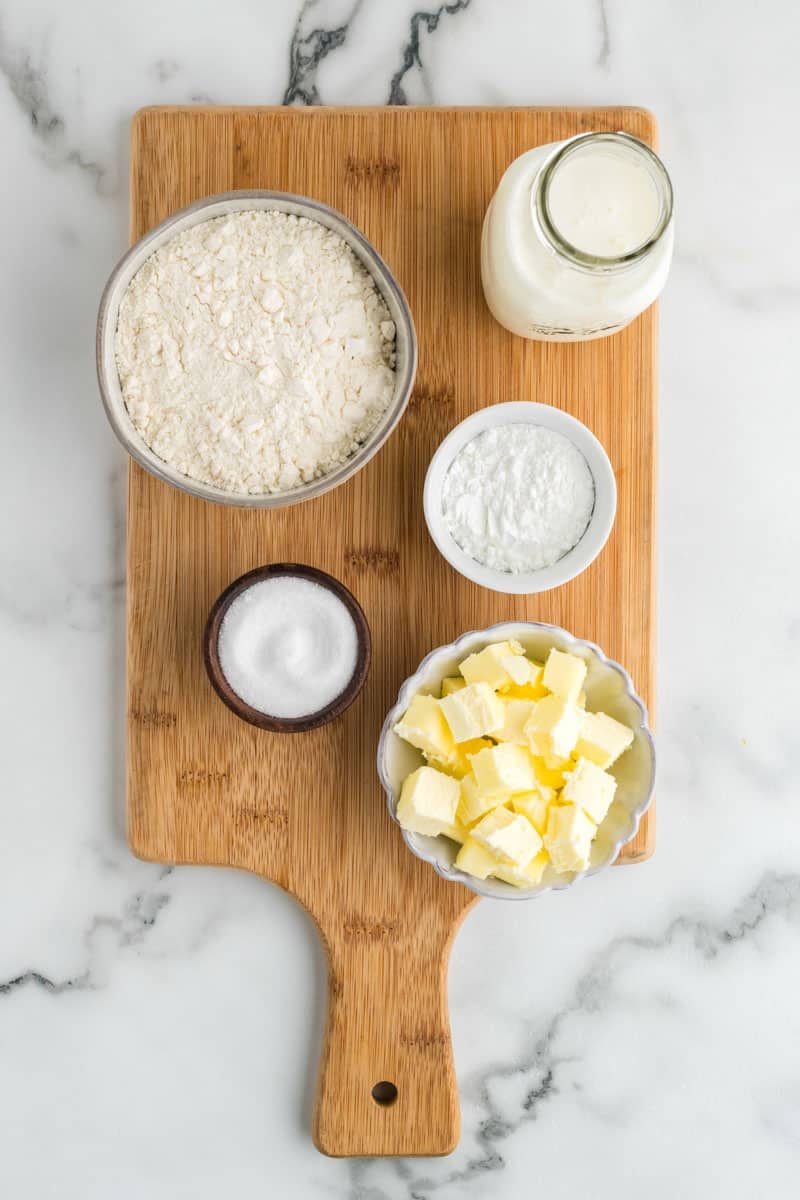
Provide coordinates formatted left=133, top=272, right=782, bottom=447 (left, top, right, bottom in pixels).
left=543, top=803, right=596, bottom=874
left=470, top=743, right=538, bottom=797
left=457, top=772, right=502, bottom=827
left=397, top=766, right=460, bottom=837
left=498, top=654, right=535, bottom=687
left=493, top=849, right=549, bottom=888
left=455, top=838, right=499, bottom=879
left=470, top=805, right=542, bottom=865
left=562, top=757, right=617, bottom=824
left=491, top=698, right=537, bottom=745
left=511, top=790, right=553, bottom=836
left=525, top=694, right=581, bottom=760
left=439, top=818, right=469, bottom=845
left=394, top=693, right=457, bottom=763
left=440, top=676, right=466, bottom=697
left=542, top=648, right=588, bottom=703
left=504, top=676, right=548, bottom=701
left=435, top=737, right=494, bottom=779
left=574, top=709, right=634, bottom=769
left=440, top=682, right=505, bottom=743
left=534, top=753, right=573, bottom=792
left=459, top=640, right=526, bottom=690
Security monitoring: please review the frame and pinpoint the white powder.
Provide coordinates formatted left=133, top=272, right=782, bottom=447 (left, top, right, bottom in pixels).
left=218, top=576, right=359, bottom=718
left=441, top=424, right=595, bottom=573
left=115, top=210, right=397, bottom=494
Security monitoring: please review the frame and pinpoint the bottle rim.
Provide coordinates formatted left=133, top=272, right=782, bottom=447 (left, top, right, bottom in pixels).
left=533, top=132, right=674, bottom=271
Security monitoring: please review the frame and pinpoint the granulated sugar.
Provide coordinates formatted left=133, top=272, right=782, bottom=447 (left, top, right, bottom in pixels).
left=218, top=576, right=359, bottom=718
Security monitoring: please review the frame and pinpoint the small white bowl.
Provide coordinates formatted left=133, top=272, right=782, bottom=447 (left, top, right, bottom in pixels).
left=423, top=402, right=616, bottom=594
left=377, top=621, right=655, bottom=900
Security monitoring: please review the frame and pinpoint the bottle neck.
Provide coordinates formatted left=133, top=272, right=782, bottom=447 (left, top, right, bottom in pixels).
left=531, top=132, right=673, bottom=275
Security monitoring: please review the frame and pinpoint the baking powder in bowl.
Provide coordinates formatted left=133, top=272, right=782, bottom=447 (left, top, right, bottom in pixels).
left=217, top=576, right=359, bottom=718
left=441, top=423, right=594, bottom=573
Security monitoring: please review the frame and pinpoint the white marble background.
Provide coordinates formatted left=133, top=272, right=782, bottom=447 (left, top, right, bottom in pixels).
left=2, top=1, right=799, bottom=1196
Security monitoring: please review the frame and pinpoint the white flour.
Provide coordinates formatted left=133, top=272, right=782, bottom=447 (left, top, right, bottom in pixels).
left=115, top=210, right=396, bottom=494
left=442, top=424, right=595, bottom=572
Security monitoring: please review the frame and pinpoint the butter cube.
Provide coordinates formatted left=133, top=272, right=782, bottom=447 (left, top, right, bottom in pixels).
left=543, top=648, right=587, bottom=703
left=471, top=806, right=542, bottom=865
left=455, top=838, right=499, bottom=879
left=439, top=818, right=469, bottom=845
left=574, top=710, right=634, bottom=769
left=499, top=655, right=535, bottom=687
left=459, top=640, right=526, bottom=690
left=394, top=694, right=456, bottom=763
left=511, top=790, right=553, bottom=835
left=440, top=682, right=505, bottom=743
left=525, top=695, right=581, bottom=760
left=532, top=756, right=571, bottom=789
left=491, top=699, right=537, bottom=745
left=493, top=849, right=549, bottom=888
left=397, top=766, right=460, bottom=837
left=544, top=804, right=596, bottom=874
left=504, top=677, right=548, bottom=701
left=439, top=737, right=494, bottom=779
left=562, top=757, right=617, bottom=824
left=470, top=743, right=538, bottom=797
left=457, top=772, right=502, bottom=827
left=441, top=676, right=466, bottom=697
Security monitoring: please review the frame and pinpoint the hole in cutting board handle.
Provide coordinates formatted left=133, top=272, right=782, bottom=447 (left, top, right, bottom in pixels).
left=371, top=1081, right=398, bottom=1107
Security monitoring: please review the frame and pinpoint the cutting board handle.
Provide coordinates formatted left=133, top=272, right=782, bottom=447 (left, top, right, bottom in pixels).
left=312, top=921, right=460, bottom=1157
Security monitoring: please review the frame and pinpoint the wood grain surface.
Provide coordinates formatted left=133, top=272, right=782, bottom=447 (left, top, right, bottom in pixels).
left=126, top=106, right=657, bottom=1158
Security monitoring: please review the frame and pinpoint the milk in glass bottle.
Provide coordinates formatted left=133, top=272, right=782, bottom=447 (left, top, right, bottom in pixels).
left=481, top=132, right=674, bottom=341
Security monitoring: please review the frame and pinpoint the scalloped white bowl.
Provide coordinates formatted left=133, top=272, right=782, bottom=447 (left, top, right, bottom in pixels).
left=377, top=621, right=655, bottom=900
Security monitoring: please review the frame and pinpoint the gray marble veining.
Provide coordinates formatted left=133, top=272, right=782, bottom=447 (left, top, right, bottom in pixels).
left=1, top=1, right=799, bottom=1197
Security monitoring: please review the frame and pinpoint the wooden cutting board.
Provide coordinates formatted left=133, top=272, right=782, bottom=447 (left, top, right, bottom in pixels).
left=127, top=106, right=657, bottom=1158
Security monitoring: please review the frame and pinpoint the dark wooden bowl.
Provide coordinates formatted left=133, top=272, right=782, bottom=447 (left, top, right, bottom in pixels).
left=203, top=563, right=371, bottom=733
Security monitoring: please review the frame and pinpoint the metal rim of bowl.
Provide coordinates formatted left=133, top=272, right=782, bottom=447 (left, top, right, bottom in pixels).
left=377, top=619, right=655, bottom=900
left=96, top=190, right=418, bottom=508
left=203, top=563, right=372, bottom=732
left=422, top=401, right=617, bottom=595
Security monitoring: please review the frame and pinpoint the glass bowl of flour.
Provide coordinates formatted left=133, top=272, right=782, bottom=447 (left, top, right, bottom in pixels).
left=423, top=402, right=616, bottom=594
left=97, top=192, right=417, bottom=507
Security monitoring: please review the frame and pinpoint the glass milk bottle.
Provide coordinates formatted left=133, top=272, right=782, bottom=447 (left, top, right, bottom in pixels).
left=481, top=132, right=674, bottom=341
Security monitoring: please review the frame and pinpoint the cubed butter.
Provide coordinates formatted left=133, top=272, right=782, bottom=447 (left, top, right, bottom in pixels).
left=543, top=803, right=596, bottom=874
left=439, top=737, right=494, bottom=779
left=470, top=743, right=538, bottom=797
left=457, top=772, right=502, bottom=827
left=455, top=838, right=499, bottom=880
left=574, top=710, right=634, bottom=769
left=440, top=682, right=505, bottom=743
left=543, top=648, right=587, bottom=703
left=459, top=640, right=526, bottom=690
left=499, top=655, right=535, bottom=687
left=511, top=790, right=553, bottom=835
left=525, top=695, right=581, bottom=760
left=441, top=676, right=466, bottom=697
left=532, top=757, right=571, bottom=789
left=491, top=698, right=537, bottom=745
left=439, top=818, right=469, bottom=845
left=396, top=766, right=460, bottom=837
left=504, top=674, right=548, bottom=701
left=493, top=849, right=549, bottom=888
left=394, top=694, right=456, bottom=763
left=562, top=757, right=617, bottom=824
left=471, top=805, right=543, bottom=865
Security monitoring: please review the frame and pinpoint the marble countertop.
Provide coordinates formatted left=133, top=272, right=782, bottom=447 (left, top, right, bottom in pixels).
left=3, top=1, right=799, bottom=1196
